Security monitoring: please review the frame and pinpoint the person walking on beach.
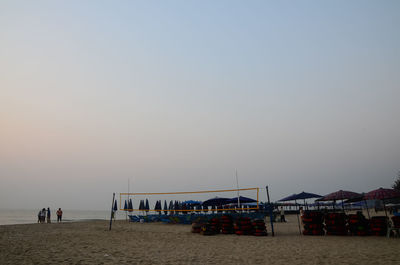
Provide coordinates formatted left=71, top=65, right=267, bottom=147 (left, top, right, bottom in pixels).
left=40, top=208, right=46, bottom=223
left=299, top=207, right=304, bottom=227
left=57, top=208, right=63, bottom=223
left=47, top=207, right=51, bottom=223
left=280, top=206, right=286, bottom=222
left=37, top=210, right=41, bottom=223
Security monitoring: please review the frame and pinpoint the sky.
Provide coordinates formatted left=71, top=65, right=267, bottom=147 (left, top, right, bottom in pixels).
left=1, top=0, right=399, bottom=210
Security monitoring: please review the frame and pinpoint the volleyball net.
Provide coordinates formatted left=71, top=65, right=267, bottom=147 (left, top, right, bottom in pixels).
left=119, top=187, right=260, bottom=213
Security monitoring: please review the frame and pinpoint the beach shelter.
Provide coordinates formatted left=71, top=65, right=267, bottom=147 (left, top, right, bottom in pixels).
left=279, top=191, right=322, bottom=235
left=227, top=196, right=257, bottom=204
left=279, top=194, right=297, bottom=202
left=364, top=188, right=400, bottom=217
left=319, top=190, right=361, bottom=201
left=318, top=190, right=361, bottom=211
left=202, top=197, right=230, bottom=207
left=163, top=200, right=168, bottom=215
left=342, top=193, right=371, bottom=218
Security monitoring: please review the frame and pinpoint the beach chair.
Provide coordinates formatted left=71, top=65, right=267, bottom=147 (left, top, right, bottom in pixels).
left=387, top=216, right=400, bottom=238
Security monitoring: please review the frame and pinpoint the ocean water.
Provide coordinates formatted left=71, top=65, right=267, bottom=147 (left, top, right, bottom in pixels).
left=0, top=209, right=126, bottom=225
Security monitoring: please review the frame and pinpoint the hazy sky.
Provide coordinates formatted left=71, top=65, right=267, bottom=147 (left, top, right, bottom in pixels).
left=1, top=1, right=399, bottom=210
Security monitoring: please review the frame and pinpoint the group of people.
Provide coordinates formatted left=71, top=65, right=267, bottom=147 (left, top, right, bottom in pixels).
left=37, top=208, right=63, bottom=223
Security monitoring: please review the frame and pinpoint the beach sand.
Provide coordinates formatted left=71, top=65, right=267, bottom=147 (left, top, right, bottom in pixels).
left=1, top=215, right=399, bottom=265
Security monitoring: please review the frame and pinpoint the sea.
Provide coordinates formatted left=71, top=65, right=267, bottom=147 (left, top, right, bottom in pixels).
left=0, top=209, right=127, bottom=225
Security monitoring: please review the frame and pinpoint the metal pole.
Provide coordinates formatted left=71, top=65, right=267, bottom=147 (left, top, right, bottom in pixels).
left=383, top=199, right=388, bottom=218
left=127, top=179, right=129, bottom=221
left=236, top=169, right=240, bottom=209
left=364, top=200, right=370, bottom=219
left=109, top=192, right=115, bottom=231
left=295, top=199, right=301, bottom=235
left=266, top=186, right=275, bottom=236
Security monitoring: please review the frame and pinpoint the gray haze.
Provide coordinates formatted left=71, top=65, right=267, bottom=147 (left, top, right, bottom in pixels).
left=1, top=1, right=399, bottom=210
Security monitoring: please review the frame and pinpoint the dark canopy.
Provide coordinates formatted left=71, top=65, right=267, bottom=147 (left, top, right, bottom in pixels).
left=318, top=190, right=361, bottom=201
left=202, top=197, right=230, bottom=207
left=226, top=196, right=257, bottom=204
left=364, top=188, right=400, bottom=200
left=279, top=191, right=322, bottom=201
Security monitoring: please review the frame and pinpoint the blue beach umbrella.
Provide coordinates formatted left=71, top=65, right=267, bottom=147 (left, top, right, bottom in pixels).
left=163, top=200, right=168, bottom=215
left=169, top=200, right=174, bottom=214
left=227, top=196, right=257, bottom=204
left=182, top=200, right=202, bottom=206
left=145, top=199, right=149, bottom=212
left=124, top=200, right=128, bottom=211
left=113, top=200, right=118, bottom=211
left=202, top=197, right=230, bottom=207
left=128, top=199, right=133, bottom=212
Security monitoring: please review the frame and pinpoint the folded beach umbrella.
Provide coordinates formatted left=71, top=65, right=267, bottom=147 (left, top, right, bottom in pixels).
left=154, top=200, right=161, bottom=214
left=145, top=199, right=149, bottom=212
left=124, top=200, right=128, bottom=211
left=163, top=200, right=168, bottom=215
left=128, top=199, right=133, bottom=212
left=139, top=200, right=144, bottom=211
left=113, top=200, right=118, bottom=211
left=202, top=197, right=230, bottom=207
left=168, top=200, right=173, bottom=214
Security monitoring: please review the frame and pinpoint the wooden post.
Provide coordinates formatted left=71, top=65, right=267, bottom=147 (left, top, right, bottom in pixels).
left=109, top=193, right=115, bottom=231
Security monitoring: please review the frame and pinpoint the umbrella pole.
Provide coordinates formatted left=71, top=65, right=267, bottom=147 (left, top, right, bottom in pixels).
left=295, top=199, right=301, bottom=235
left=383, top=199, right=388, bottom=218
left=364, top=199, right=370, bottom=219
left=109, top=192, right=115, bottom=231
left=303, top=199, right=306, bottom=210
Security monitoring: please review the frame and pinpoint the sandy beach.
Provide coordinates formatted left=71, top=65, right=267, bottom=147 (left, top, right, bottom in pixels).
left=1, top=215, right=399, bottom=265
